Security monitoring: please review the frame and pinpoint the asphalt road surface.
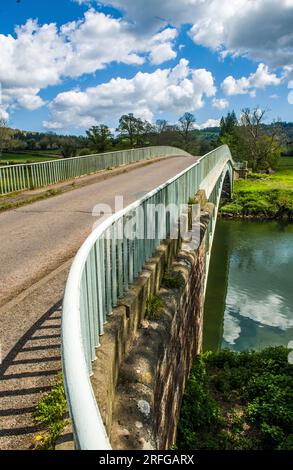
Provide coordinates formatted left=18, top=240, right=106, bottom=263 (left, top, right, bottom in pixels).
left=0, top=155, right=196, bottom=308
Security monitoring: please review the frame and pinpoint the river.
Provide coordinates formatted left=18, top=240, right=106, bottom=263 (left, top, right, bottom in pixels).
left=203, top=219, right=293, bottom=352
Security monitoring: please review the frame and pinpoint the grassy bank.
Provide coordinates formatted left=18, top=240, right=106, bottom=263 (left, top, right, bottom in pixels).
left=0, top=152, right=60, bottom=164
left=221, top=162, right=293, bottom=219
left=177, top=347, right=293, bottom=450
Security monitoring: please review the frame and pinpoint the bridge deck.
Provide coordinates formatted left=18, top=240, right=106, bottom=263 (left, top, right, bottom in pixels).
left=0, top=154, right=196, bottom=450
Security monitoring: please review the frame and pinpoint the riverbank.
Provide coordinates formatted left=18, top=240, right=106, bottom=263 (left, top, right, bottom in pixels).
left=177, top=347, right=293, bottom=450
left=220, top=166, right=293, bottom=220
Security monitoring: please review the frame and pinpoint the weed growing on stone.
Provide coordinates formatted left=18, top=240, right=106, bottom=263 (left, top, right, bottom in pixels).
left=145, top=295, right=165, bottom=321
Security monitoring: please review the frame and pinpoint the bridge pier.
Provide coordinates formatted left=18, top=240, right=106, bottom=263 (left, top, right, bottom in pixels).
left=90, top=193, right=214, bottom=450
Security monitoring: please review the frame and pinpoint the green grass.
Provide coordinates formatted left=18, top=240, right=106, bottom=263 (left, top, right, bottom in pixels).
left=177, top=347, right=293, bottom=450
left=221, top=163, right=293, bottom=219
left=279, top=156, right=293, bottom=168
left=0, top=153, right=60, bottom=164
left=33, top=377, right=67, bottom=450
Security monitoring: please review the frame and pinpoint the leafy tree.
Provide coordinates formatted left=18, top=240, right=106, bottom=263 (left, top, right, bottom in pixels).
left=46, top=132, right=58, bottom=149
left=178, top=112, right=196, bottom=147
left=60, top=140, right=77, bottom=159
left=219, top=111, right=239, bottom=156
left=117, top=113, right=146, bottom=147
left=139, top=120, right=155, bottom=146
left=86, top=125, right=112, bottom=153
left=0, top=119, right=11, bottom=155
left=219, top=111, right=238, bottom=138
left=39, top=138, right=49, bottom=151
left=27, top=138, right=37, bottom=150
left=199, top=138, right=213, bottom=155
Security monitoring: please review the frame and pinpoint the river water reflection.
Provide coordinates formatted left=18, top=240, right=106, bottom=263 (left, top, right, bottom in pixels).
left=203, top=220, right=293, bottom=352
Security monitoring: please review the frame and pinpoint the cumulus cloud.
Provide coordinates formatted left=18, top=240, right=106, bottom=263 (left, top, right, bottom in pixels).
left=195, top=118, right=220, bottom=130
left=227, top=288, right=293, bottom=331
left=221, top=63, right=283, bottom=96
left=0, top=106, right=9, bottom=121
left=92, top=0, right=293, bottom=71
left=212, top=98, right=229, bottom=109
left=43, top=121, right=65, bottom=130
left=44, top=59, right=216, bottom=129
left=0, top=10, right=178, bottom=116
left=2, top=1, right=291, bottom=123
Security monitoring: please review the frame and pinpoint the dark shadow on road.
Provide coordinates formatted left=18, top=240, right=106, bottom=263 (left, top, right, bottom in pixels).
left=0, top=301, right=62, bottom=450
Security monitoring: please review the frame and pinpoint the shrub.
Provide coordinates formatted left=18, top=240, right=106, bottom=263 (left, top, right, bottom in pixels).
left=177, top=347, right=293, bottom=450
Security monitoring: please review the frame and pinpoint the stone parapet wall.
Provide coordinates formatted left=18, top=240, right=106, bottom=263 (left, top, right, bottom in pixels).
left=91, top=195, right=214, bottom=450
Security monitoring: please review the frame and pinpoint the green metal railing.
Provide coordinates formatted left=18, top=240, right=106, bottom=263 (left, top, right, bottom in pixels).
left=62, top=145, right=233, bottom=449
left=0, top=146, right=190, bottom=196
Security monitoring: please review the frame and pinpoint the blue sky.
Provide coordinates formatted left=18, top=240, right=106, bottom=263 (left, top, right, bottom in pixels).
left=0, top=0, right=292, bottom=134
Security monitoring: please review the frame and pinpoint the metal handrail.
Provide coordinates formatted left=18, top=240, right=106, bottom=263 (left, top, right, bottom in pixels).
left=61, top=145, right=233, bottom=449
left=0, top=146, right=190, bottom=195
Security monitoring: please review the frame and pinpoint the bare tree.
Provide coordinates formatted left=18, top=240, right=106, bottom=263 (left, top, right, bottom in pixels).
left=240, top=107, right=266, bottom=140
left=178, top=112, right=196, bottom=147
left=156, top=119, right=168, bottom=134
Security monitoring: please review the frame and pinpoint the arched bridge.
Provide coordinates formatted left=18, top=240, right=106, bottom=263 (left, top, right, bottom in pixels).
left=61, top=145, right=234, bottom=450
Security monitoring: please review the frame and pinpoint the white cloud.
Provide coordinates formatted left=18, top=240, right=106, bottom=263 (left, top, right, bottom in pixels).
left=195, top=118, right=220, bottom=130
left=149, top=43, right=177, bottom=65
left=223, top=312, right=241, bottom=345
left=227, top=288, right=293, bottom=331
left=212, top=98, right=229, bottom=109
left=0, top=106, right=9, bottom=121
left=147, top=28, right=178, bottom=64
left=0, top=10, right=178, bottom=117
left=43, top=121, right=65, bottom=130
left=44, top=59, right=216, bottom=129
left=93, top=0, right=293, bottom=71
left=221, top=63, right=282, bottom=96
left=2, top=1, right=290, bottom=123
left=1, top=87, right=46, bottom=112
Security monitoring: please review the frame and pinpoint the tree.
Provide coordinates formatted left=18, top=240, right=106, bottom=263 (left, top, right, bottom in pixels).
left=178, top=112, right=196, bottom=147
left=61, top=140, right=77, bottom=159
left=239, top=108, right=283, bottom=170
left=39, top=137, right=49, bottom=150
left=199, top=139, right=213, bottom=155
left=156, top=119, right=168, bottom=134
left=219, top=111, right=238, bottom=139
left=0, top=119, right=11, bottom=156
left=117, top=113, right=145, bottom=147
left=46, top=131, right=58, bottom=149
left=27, top=139, right=37, bottom=150
left=86, top=125, right=112, bottom=153
left=139, top=120, right=155, bottom=146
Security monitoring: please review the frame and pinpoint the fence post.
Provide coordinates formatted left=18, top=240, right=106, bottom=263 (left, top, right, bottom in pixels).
left=26, top=165, right=34, bottom=190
